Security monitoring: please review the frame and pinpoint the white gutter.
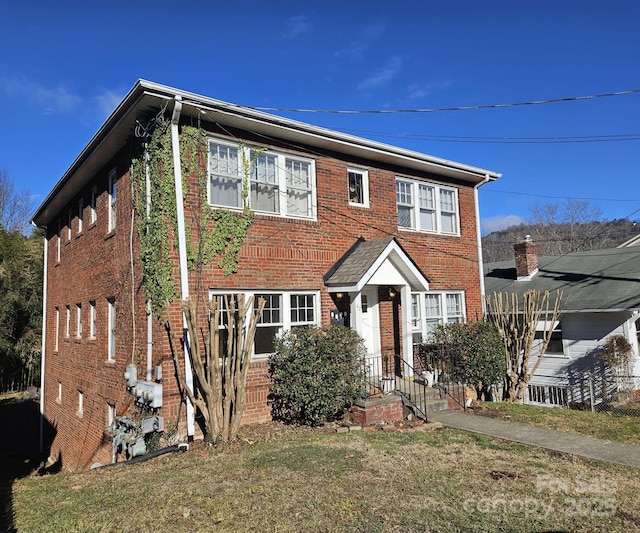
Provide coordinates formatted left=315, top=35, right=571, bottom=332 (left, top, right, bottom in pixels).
left=474, top=174, right=492, bottom=316
left=171, top=95, right=195, bottom=438
left=39, top=236, right=48, bottom=456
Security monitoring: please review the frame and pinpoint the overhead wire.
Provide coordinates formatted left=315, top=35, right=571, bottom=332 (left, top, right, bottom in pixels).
left=251, top=88, right=640, bottom=114
left=333, top=129, right=640, bottom=144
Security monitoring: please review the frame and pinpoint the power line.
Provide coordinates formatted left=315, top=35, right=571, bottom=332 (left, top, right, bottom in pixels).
left=334, top=129, right=640, bottom=144
left=484, top=189, right=640, bottom=202
left=252, top=88, right=640, bottom=115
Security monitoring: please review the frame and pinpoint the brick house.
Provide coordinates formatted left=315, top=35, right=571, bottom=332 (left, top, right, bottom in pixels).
left=31, top=80, right=500, bottom=469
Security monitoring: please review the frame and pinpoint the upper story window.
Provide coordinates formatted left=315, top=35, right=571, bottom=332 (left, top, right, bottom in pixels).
left=67, top=211, right=72, bottom=241
left=90, top=187, right=97, bottom=225
left=65, top=305, right=71, bottom=338
left=76, top=303, right=82, bottom=338
left=209, top=140, right=315, bottom=219
left=56, top=220, right=61, bottom=262
left=396, top=178, right=459, bottom=235
left=89, top=301, right=96, bottom=339
left=411, top=291, right=465, bottom=344
left=77, top=199, right=83, bottom=233
left=54, top=307, right=60, bottom=351
left=348, top=168, right=369, bottom=207
left=108, top=169, right=117, bottom=232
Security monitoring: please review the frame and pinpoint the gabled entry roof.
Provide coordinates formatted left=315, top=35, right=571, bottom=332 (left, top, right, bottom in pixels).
left=324, top=237, right=430, bottom=293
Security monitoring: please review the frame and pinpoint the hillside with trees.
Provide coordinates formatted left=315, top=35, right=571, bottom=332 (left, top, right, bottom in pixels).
left=482, top=200, right=639, bottom=262
left=0, top=169, right=41, bottom=393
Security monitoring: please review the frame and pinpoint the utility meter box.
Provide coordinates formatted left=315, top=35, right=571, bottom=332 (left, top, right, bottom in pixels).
left=133, top=380, right=163, bottom=408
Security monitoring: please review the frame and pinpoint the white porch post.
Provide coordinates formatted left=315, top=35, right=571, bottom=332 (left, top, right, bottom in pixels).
left=401, top=284, right=414, bottom=376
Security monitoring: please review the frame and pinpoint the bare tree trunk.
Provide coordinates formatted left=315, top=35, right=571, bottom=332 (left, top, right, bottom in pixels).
left=486, top=290, right=565, bottom=402
left=168, top=294, right=265, bottom=445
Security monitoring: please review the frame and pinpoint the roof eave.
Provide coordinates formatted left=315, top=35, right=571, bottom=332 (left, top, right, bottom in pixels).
left=31, top=79, right=501, bottom=228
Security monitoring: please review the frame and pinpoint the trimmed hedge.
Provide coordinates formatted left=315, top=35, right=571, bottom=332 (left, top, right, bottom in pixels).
left=268, top=325, right=367, bottom=426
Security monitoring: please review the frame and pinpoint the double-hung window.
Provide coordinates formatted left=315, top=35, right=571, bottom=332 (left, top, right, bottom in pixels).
left=211, top=290, right=319, bottom=358
left=396, top=178, right=459, bottom=234
left=90, top=188, right=97, bottom=224
left=108, top=170, right=117, bottom=232
left=348, top=168, right=369, bottom=207
left=210, top=142, right=242, bottom=208
left=107, top=298, right=116, bottom=361
left=77, top=199, right=83, bottom=233
left=76, top=303, right=82, bottom=338
left=251, top=152, right=279, bottom=213
left=89, top=301, right=96, bottom=339
left=209, top=140, right=315, bottom=219
left=411, top=291, right=465, bottom=344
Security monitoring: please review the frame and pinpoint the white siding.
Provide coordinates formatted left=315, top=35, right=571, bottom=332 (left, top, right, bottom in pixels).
left=528, top=312, right=629, bottom=386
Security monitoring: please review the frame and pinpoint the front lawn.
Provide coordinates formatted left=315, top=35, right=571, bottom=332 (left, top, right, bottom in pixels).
left=9, top=423, right=640, bottom=532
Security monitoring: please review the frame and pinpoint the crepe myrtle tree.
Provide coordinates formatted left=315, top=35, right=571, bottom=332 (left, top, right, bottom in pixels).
left=485, top=289, right=566, bottom=402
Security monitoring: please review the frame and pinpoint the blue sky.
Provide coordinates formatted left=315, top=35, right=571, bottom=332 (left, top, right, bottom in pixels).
left=2, top=1, right=639, bottom=233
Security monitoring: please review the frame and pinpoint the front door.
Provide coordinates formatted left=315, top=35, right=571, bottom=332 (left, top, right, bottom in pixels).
left=359, top=287, right=382, bottom=376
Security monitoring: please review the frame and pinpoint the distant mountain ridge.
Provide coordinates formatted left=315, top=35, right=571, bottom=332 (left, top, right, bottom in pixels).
left=481, top=218, right=639, bottom=263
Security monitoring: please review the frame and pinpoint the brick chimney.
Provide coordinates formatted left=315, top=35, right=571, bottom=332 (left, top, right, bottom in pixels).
left=514, top=235, right=538, bottom=280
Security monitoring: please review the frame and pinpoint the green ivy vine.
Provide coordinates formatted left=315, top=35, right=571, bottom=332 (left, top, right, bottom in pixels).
left=130, top=119, right=254, bottom=322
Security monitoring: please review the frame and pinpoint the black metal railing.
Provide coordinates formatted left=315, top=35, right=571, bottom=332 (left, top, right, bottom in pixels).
left=413, top=343, right=468, bottom=410
left=362, top=353, right=429, bottom=420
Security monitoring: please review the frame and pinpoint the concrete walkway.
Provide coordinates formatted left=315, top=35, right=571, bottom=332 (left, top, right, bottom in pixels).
left=428, top=410, right=640, bottom=469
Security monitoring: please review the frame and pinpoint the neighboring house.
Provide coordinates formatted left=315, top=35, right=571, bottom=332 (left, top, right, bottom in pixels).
left=484, top=237, right=640, bottom=407
left=31, top=80, right=500, bottom=469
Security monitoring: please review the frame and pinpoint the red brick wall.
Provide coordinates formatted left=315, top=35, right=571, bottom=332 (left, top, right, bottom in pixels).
left=42, top=124, right=483, bottom=469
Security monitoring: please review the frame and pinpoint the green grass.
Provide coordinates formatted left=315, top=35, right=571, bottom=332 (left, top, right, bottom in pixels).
left=476, top=401, right=640, bottom=445
left=9, top=424, right=640, bottom=532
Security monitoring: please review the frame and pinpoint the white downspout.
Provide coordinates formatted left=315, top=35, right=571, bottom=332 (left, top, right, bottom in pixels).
left=145, top=147, right=153, bottom=382
left=474, top=174, right=492, bottom=317
left=39, top=236, right=48, bottom=456
left=171, top=95, right=195, bottom=438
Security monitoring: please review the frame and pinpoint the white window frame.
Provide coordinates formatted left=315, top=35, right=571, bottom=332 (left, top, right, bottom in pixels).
left=77, top=199, right=83, bottom=233
left=348, top=167, right=369, bottom=207
left=410, top=291, right=466, bottom=344
left=89, top=301, right=96, bottom=339
left=108, top=169, right=117, bottom=232
left=56, top=220, right=61, bottom=262
left=57, top=381, right=62, bottom=403
left=534, top=322, right=566, bottom=357
left=76, top=303, right=82, bottom=338
left=54, top=307, right=60, bottom=351
left=210, top=289, right=320, bottom=359
left=90, top=187, right=97, bottom=224
left=107, top=298, right=116, bottom=361
left=77, top=390, right=84, bottom=417
left=65, top=305, right=70, bottom=338
left=396, top=177, right=460, bottom=235
left=208, top=139, right=316, bottom=220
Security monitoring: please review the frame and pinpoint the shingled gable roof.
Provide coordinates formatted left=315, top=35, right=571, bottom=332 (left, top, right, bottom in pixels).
left=484, top=246, right=640, bottom=312
left=324, top=237, right=429, bottom=293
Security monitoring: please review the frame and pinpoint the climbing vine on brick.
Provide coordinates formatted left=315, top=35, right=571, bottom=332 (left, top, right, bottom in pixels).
left=130, top=120, right=254, bottom=322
